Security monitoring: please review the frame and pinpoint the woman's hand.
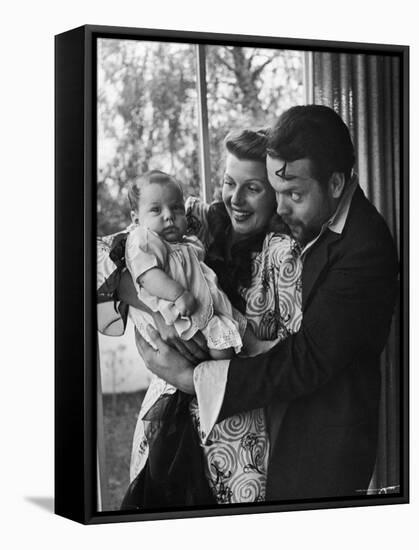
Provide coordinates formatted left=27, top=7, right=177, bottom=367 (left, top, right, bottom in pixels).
left=117, top=269, right=143, bottom=308
left=135, top=326, right=196, bottom=395
left=152, top=310, right=209, bottom=363
left=174, top=290, right=197, bottom=316
left=241, top=325, right=280, bottom=357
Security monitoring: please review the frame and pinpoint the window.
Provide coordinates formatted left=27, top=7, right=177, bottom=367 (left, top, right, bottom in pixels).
left=97, top=39, right=305, bottom=230
left=97, top=38, right=305, bottom=510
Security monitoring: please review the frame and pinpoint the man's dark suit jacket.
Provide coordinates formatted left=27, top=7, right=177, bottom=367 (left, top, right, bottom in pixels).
left=218, top=186, right=399, bottom=501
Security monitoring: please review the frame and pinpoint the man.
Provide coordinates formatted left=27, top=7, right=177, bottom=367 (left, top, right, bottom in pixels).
left=133, top=105, right=399, bottom=500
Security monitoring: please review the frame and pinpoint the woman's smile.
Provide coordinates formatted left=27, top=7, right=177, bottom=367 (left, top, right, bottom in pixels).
left=231, top=208, right=253, bottom=222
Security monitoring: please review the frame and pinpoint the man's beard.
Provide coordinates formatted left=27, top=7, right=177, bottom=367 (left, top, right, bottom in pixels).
left=286, top=222, right=320, bottom=247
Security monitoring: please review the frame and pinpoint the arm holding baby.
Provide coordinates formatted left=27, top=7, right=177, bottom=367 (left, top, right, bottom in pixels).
left=138, top=267, right=197, bottom=317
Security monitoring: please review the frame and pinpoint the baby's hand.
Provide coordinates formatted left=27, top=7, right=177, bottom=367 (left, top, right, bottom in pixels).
left=175, top=290, right=197, bottom=317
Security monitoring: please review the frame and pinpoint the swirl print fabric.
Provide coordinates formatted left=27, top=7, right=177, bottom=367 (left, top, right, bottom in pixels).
left=190, top=403, right=269, bottom=503
left=190, top=231, right=302, bottom=504
left=243, top=233, right=302, bottom=341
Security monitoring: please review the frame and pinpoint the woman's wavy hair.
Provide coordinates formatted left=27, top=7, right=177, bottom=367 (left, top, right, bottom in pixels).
left=224, top=128, right=269, bottom=163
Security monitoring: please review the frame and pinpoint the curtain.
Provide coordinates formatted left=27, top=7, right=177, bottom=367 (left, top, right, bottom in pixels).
left=312, top=52, right=401, bottom=493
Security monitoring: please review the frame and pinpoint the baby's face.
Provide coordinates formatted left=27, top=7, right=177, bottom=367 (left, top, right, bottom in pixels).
left=135, top=182, right=187, bottom=243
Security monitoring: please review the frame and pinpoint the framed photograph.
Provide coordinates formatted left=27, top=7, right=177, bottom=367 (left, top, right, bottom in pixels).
left=55, top=24, right=409, bottom=524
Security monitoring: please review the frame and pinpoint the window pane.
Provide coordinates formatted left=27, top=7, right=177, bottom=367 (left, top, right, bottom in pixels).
left=97, top=38, right=201, bottom=236
left=97, top=38, right=202, bottom=510
left=205, top=46, right=304, bottom=199
left=96, top=39, right=305, bottom=511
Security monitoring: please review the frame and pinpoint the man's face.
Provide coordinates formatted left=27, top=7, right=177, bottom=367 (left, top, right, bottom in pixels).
left=266, top=155, right=337, bottom=246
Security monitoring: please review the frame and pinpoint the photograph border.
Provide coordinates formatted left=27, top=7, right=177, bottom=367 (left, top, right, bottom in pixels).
left=55, top=24, right=409, bottom=525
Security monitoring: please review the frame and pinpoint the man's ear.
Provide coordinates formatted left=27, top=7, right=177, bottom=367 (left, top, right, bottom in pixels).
left=130, top=210, right=139, bottom=224
left=328, top=172, right=346, bottom=199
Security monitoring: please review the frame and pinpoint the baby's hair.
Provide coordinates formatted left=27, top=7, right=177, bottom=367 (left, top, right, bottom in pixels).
left=128, top=169, right=184, bottom=211
left=224, top=128, right=269, bottom=163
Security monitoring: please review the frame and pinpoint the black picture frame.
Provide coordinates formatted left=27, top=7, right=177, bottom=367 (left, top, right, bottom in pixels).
left=55, top=24, right=409, bottom=525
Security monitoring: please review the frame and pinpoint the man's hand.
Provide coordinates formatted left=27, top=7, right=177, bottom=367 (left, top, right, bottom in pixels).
left=135, top=326, right=196, bottom=395
left=117, top=268, right=210, bottom=362
left=152, top=310, right=209, bottom=363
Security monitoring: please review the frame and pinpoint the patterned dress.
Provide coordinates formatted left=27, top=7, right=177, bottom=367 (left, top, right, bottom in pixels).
left=129, top=198, right=303, bottom=504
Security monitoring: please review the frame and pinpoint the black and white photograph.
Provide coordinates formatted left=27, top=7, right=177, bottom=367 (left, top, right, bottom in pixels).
left=92, top=29, right=407, bottom=517
left=5, top=0, right=419, bottom=546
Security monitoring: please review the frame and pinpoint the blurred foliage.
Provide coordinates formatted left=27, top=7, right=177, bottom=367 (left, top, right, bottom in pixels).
left=97, top=39, right=304, bottom=235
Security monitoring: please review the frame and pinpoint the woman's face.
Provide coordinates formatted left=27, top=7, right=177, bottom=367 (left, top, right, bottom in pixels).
left=222, top=153, right=276, bottom=241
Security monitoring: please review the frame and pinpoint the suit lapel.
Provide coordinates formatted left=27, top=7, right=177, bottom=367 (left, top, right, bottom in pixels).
left=301, top=185, right=364, bottom=309
left=302, top=230, right=342, bottom=310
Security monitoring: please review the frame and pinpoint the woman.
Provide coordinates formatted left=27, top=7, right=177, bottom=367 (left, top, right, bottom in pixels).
left=97, top=129, right=302, bottom=506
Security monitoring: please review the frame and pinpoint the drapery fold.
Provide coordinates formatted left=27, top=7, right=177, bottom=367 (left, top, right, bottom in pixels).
left=312, top=51, right=401, bottom=492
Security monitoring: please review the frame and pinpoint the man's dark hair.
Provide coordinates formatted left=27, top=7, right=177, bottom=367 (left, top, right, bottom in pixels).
left=267, top=105, right=355, bottom=186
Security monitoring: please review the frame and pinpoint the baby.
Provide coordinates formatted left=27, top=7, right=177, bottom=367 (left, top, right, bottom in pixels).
left=125, top=170, right=245, bottom=360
